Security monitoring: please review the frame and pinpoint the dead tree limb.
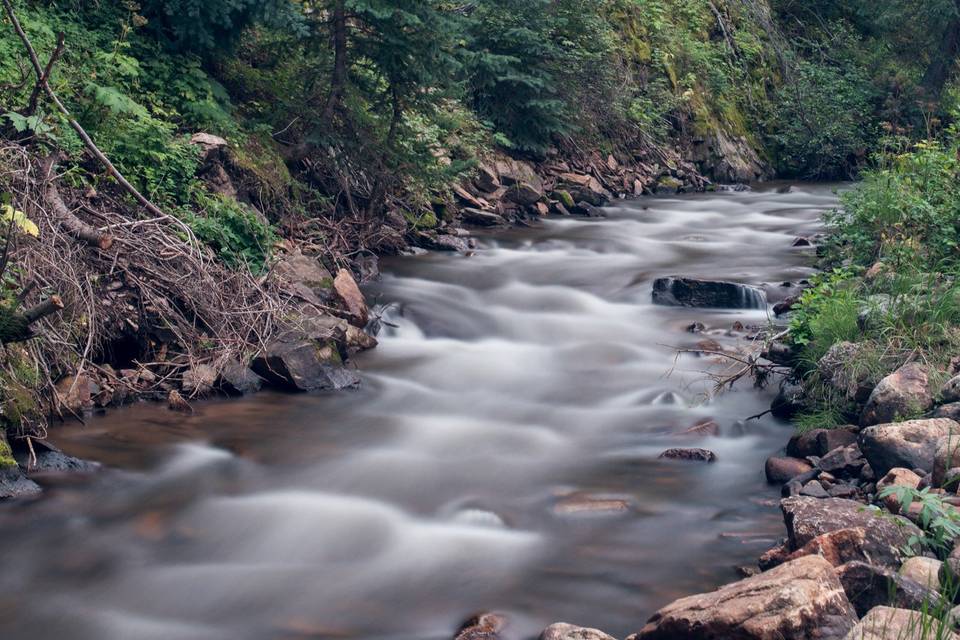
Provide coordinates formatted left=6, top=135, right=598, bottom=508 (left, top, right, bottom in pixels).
left=25, top=31, right=63, bottom=118
left=0, top=295, right=63, bottom=344
left=41, top=154, right=113, bottom=250
left=0, top=0, right=203, bottom=260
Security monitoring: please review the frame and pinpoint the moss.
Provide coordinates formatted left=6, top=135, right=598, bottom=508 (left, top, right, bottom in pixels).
left=404, top=209, right=438, bottom=230
left=552, top=189, right=575, bottom=209
left=313, top=340, right=343, bottom=366
left=0, top=434, right=15, bottom=469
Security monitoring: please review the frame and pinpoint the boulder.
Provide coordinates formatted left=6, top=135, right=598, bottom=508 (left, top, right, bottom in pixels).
left=11, top=438, right=100, bottom=476
left=658, top=448, right=716, bottom=463
left=817, top=445, right=866, bottom=478
left=333, top=269, right=369, bottom=328
left=818, top=343, right=872, bottom=403
left=652, top=277, right=766, bottom=309
left=251, top=337, right=359, bottom=392
left=570, top=201, right=603, bottom=217
left=272, top=250, right=334, bottom=306
left=654, top=176, right=683, bottom=194
left=858, top=418, right=959, bottom=477
left=54, top=374, right=92, bottom=414
left=860, top=363, right=933, bottom=427
left=779, top=527, right=897, bottom=568
left=935, top=402, right=960, bottom=421
left=836, top=562, right=939, bottom=618
left=765, top=456, right=814, bottom=484
left=345, top=325, right=378, bottom=352
left=474, top=164, right=500, bottom=193
left=771, top=381, right=805, bottom=420
left=504, top=182, right=544, bottom=207
left=455, top=612, right=507, bottom=640
left=0, top=466, right=42, bottom=499
left=540, top=623, right=616, bottom=640
left=496, top=159, right=541, bottom=190
left=933, top=435, right=960, bottom=487
left=842, top=606, right=957, bottom=640
left=781, top=497, right=920, bottom=567
left=215, top=360, right=263, bottom=396
left=789, top=428, right=860, bottom=459
left=801, top=480, right=830, bottom=498
left=632, top=555, right=857, bottom=640
left=899, top=556, right=942, bottom=591
left=181, top=364, right=218, bottom=396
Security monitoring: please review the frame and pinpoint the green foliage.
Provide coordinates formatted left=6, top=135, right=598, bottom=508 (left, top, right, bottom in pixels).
left=829, top=141, right=960, bottom=269
left=788, top=269, right=861, bottom=361
left=878, top=485, right=960, bottom=559
left=186, top=192, right=276, bottom=272
left=769, top=60, right=877, bottom=178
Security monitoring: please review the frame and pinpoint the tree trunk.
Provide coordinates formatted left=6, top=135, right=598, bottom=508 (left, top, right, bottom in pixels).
left=922, top=4, right=960, bottom=99
left=322, top=0, right=349, bottom=123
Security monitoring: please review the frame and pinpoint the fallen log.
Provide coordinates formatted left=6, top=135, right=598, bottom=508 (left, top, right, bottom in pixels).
left=0, top=295, right=64, bottom=344
left=41, top=155, right=113, bottom=250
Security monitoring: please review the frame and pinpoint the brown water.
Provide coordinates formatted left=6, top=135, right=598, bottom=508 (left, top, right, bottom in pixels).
left=0, top=184, right=838, bottom=640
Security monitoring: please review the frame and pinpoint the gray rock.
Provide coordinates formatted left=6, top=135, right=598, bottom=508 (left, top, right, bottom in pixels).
left=216, top=360, right=264, bottom=396
left=0, top=466, right=41, bottom=499
left=836, top=562, right=940, bottom=618
left=252, top=337, right=359, bottom=392
left=859, top=418, right=960, bottom=477
left=652, top=277, right=766, bottom=309
left=842, top=606, right=957, bottom=640
left=818, top=444, right=866, bottom=478
left=781, top=497, right=920, bottom=567
left=942, top=375, right=960, bottom=404
left=658, top=448, right=716, bottom=463
left=461, top=208, right=507, bottom=227
left=771, top=381, right=804, bottom=420
left=801, top=480, right=829, bottom=498
left=860, top=363, right=933, bottom=427
left=540, top=623, right=616, bottom=640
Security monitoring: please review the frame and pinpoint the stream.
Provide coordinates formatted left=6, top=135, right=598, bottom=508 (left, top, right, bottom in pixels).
left=0, top=184, right=839, bottom=640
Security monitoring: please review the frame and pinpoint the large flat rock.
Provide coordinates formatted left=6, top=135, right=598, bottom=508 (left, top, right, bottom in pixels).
left=652, top=277, right=766, bottom=309
left=858, top=418, right=959, bottom=477
left=632, top=555, right=857, bottom=640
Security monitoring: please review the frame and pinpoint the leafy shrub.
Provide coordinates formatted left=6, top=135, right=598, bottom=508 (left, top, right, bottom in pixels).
left=186, top=192, right=276, bottom=272
left=788, top=269, right=861, bottom=365
left=770, top=60, right=877, bottom=178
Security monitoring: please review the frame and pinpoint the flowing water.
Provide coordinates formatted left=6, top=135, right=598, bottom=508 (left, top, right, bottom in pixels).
left=0, top=184, right=839, bottom=640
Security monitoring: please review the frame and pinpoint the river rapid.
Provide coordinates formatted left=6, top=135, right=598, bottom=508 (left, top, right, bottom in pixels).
left=0, top=184, right=839, bottom=640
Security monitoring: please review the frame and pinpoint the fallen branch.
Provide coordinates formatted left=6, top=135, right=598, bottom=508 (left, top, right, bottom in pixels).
left=0, top=295, right=63, bottom=344
left=25, top=31, right=63, bottom=118
left=41, top=154, right=113, bottom=250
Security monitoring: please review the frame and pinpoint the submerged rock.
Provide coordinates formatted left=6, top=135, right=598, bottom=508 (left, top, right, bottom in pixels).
left=632, top=555, right=857, bottom=640
left=12, top=438, right=101, bottom=476
left=858, top=418, right=959, bottom=477
left=652, top=277, right=766, bottom=309
left=541, top=623, right=616, bottom=640
left=658, top=448, right=717, bottom=463
left=455, top=612, right=508, bottom=640
left=0, top=466, right=42, bottom=500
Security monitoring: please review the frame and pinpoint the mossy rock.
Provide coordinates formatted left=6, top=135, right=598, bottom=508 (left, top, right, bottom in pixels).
left=551, top=189, right=575, bottom=209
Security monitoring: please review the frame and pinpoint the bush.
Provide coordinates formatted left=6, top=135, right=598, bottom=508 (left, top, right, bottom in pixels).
left=186, top=192, right=276, bottom=272
left=770, top=60, right=877, bottom=178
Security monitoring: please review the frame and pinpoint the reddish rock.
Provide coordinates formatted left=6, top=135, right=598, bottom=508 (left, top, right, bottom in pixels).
left=875, top=468, right=922, bottom=513
left=780, top=527, right=900, bottom=569
left=54, top=374, right=92, bottom=414
left=333, top=269, right=370, bottom=328
left=765, top=456, right=814, bottom=484
left=632, top=555, right=857, bottom=640
left=781, top=497, right=920, bottom=568
left=682, top=418, right=721, bottom=437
